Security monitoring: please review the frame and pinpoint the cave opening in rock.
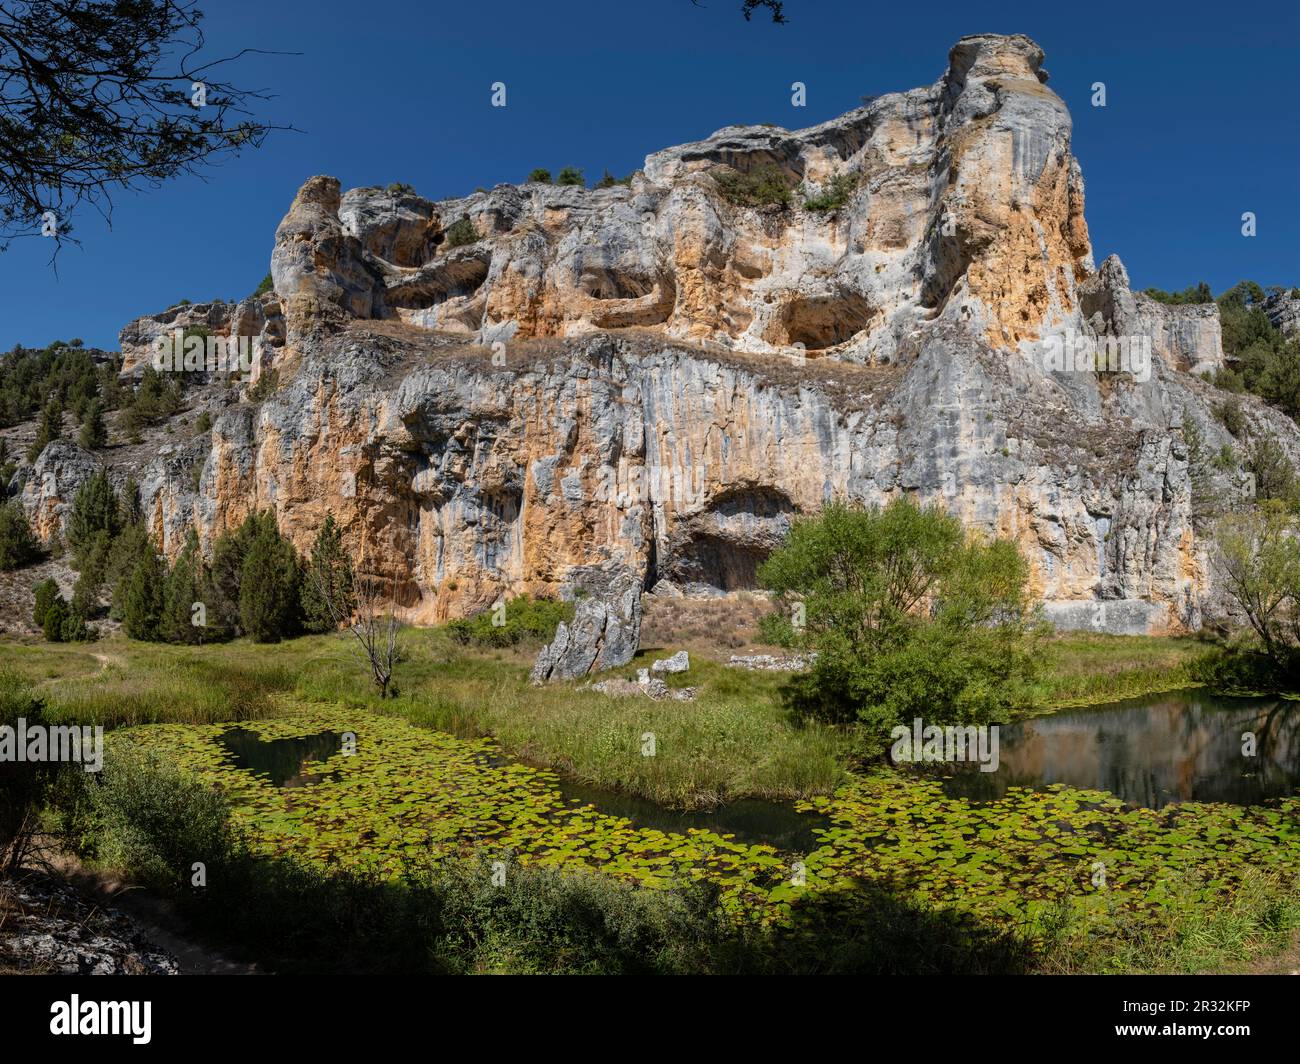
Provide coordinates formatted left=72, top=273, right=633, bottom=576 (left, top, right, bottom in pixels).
left=771, top=290, right=874, bottom=351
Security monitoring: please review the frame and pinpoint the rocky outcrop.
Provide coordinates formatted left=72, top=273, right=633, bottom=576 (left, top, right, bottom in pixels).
left=13, top=441, right=100, bottom=542
left=1264, top=290, right=1300, bottom=339
left=119, top=295, right=282, bottom=380
left=22, top=33, right=1300, bottom=651
left=529, top=563, right=642, bottom=682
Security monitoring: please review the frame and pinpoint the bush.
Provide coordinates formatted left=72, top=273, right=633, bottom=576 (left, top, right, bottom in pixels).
left=555, top=166, right=585, bottom=187
left=803, top=171, right=859, bottom=212
left=527, top=168, right=552, bottom=184
left=82, top=742, right=239, bottom=891
left=0, top=502, right=40, bottom=570
left=443, top=216, right=479, bottom=249
left=711, top=163, right=794, bottom=209
left=758, top=498, right=1040, bottom=739
left=252, top=273, right=273, bottom=298
left=445, top=595, right=573, bottom=648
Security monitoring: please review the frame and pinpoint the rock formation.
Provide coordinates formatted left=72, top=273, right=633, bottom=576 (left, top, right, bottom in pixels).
left=17, top=33, right=1300, bottom=658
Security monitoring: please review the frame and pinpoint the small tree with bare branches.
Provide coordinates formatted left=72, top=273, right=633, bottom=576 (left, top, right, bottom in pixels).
left=309, top=566, right=401, bottom=699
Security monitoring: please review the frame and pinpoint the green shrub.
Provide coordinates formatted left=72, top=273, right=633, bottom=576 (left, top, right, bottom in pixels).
left=33, top=577, right=61, bottom=628
left=711, top=163, right=794, bottom=209
left=443, top=216, right=479, bottom=249
left=555, top=166, right=585, bottom=187
left=386, top=182, right=416, bottom=196
left=84, top=742, right=238, bottom=891
left=758, top=498, right=1040, bottom=736
left=527, top=168, right=552, bottom=184
left=252, top=273, right=274, bottom=298
left=445, top=595, right=573, bottom=648
left=803, top=171, right=859, bottom=212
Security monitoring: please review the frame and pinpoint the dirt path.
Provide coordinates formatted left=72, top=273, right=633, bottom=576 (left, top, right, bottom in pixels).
left=43, top=847, right=259, bottom=976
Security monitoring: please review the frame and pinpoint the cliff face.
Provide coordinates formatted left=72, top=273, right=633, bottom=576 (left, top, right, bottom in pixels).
left=21, top=33, right=1300, bottom=643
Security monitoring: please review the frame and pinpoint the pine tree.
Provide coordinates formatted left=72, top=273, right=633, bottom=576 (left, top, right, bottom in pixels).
left=67, top=469, right=120, bottom=554
left=32, top=577, right=60, bottom=628
left=123, top=548, right=165, bottom=641
left=301, top=513, right=354, bottom=632
left=26, top=399, right=63, bottom=461
left=0, top=502, right=40, bottom=570
left=238, top=516, right=301, bottom=643
left=78, top=399, right=108, bottom=449
left=161, top=530, right=206, bottom=643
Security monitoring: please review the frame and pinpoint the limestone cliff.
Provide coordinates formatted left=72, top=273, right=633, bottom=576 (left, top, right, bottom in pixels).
left=18, top=33, right=1300, bottom=649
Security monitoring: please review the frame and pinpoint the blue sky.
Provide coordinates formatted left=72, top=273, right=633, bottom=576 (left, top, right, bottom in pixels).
left=3, top=0, right=1297, bottom=350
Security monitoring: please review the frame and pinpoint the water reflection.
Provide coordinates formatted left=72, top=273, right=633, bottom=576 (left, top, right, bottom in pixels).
left=218, top=728, right=342, bottom=788
left=942, top=692, right=1300, bottom=809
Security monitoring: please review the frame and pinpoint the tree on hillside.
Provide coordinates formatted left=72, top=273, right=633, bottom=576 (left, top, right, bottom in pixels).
left=0, top=0, right=283, bottom=251
left=25, top=398, right=62, bottom=460
left=66, top=468, right=120, bottom=554
left=161, top=529, right=208, bottom=643
left=78, top=399, right=108, bottom=449
left=0, top=501, right=39, bottom=569
left=758, top=498, right=1040, bottom=744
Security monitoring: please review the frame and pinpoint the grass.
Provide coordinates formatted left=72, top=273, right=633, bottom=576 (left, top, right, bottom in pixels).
left=0, top=627, right=1212, bottom=809
left=1030, top=632, right=1209, bottom=709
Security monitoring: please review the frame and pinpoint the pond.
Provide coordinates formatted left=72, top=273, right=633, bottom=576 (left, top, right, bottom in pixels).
left=940, top=690, right=1300, bottom=809
left=217, top=724, right=826, bottom=853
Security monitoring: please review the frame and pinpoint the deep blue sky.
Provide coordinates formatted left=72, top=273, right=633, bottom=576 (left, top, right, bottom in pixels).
left=4, top=0, right=1297, bottom=350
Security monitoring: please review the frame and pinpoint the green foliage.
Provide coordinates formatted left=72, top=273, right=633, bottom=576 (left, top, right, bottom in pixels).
left=160, top=530, right=205, bottom=644
left=122, top=364, right=183, bottom=434
left=238, top=512, right=302, bottom=643
left=1215, top=502, right=1300, bottom=683
left=445, top=595, right=573, bottom=648
left=1143, top=282, right=1213, bottom=305
left=0, top=501, right=39, bottom=569
left=194, top=410, right=212, bottom=434
left=802, top=171, right=859, bottom=212
left=1216, top=395, right=1245, bottom=437
left=386, top=182, right=416, bottom=196
left=712, top=163, right=794, bottom=209
left=527, top=168, right=552, bottom=184
left=122, top=546, right=166, bottom=641
left=758, top=498, right=1040, bottom=738
left=246, top=368, right=279, bottom=402
left=593, top=169, right=634, bottom=188
left=32, top=577, right=60, bottom=628
left=0, top=342, right=106, bottom=430
left=555, top=166, right=585, bottom=187
left=66, top=468, right=120, bottom=555
left=83, top=742, right=238, bottom=891
left=1245, top=431, right=1297, bottom=504
left=300, top=514, right=354, bottom=633
left=77, top=398, right=108, bottom=448
left=443, top=215, right=479, bottom=249
left=252, top=272, right=273, bottom=297
left=26, top=398, right=63, bottom=460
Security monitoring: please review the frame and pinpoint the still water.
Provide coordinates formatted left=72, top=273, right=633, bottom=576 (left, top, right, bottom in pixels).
left=941, top=691, right=1300, bottom=809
